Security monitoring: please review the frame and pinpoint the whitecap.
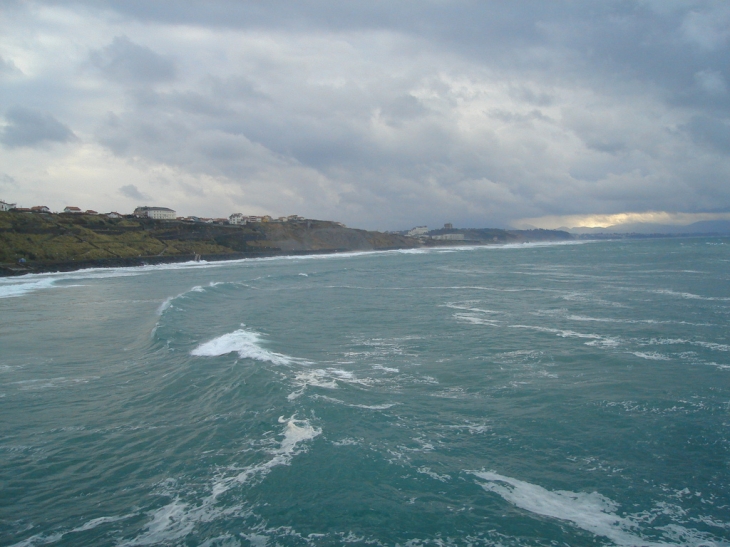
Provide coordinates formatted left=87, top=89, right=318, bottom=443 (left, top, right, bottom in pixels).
left=191, top=329, right=300, bottom=366
left=287, top=368, right=373, bottom=400
left=453, top=313, right=501, bottom=326
left=417, top=466, right=451, bottom=482
left=631, top=352, right=671, bottom=361
left=652, top=289, right=730, bottom=302
left=510, top=324, right=620, bottom=347
left=472, top=471, right=652, bottom=545
left=157, top=285, right=205, bottom=315
left=0, top=277, right=59, bottom=299
left=123, top=417, right=320, bottom=546
left=644, top=338, right=730, bottom=352
left=470, top=471, right=723, bottom=546
left=371, top=365, right=399, bottom=373
left=9, top=514, right=135, bottom=547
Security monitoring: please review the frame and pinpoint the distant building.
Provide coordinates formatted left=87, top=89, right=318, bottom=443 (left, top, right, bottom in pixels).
left=64, top=206, right=82, bottom=213
left=288, top=215, right=304, bottom=221
left=407, top=226, right=429, bottom=237
left=31, top=206, right=51, bottom=213
left=431, top=233, right=465, bottom=241
left=106, top=212, right=122, bottom=218
left=85, top=210, right=98, bottom=215
left=229, top=213, right=247, bottom=225
left=261, top=215, right=272, bottom=223
left=133, top=206, right=176, bottom=220
left=443, top=223, right=453, bottom=230
left=0, top=200, right=15, bottom=211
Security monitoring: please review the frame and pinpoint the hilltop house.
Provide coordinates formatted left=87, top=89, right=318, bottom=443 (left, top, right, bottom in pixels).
left=229, top=213, right=247, bottom=225
left=133, top=206, right=176, bottom=220
left=64, top=206, right=82, bottom=213
left=31, top=206, right=51, bottom=213
left=0, top=200, right=16, bottom=211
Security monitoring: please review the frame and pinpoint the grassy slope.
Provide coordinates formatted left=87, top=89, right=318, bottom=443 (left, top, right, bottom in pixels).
left=0, top=212, right=417, bottom=267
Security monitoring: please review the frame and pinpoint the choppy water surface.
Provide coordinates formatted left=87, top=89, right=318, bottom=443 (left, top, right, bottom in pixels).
left=1, top=238, right=729, bottom=546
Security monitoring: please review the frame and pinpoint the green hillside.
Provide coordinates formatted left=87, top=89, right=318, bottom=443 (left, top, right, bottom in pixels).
left=0, top=212, right=417, bottom=275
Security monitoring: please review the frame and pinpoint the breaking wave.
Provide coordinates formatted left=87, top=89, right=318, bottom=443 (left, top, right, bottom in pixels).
left=471, top=471, right=724, bottom=546
left=121, top=417, right=321, bottom=546
left=191, top=328, right=301, bottom=365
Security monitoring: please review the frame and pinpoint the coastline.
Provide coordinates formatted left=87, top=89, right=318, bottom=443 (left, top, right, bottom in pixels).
left=0, top=239, right=600, bottom=279
left=0, top=246, right=415, bottom=277
left=0, top=211, right=582, bottom=277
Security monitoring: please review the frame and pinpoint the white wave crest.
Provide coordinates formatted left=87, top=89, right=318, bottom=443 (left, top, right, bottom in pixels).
left=123, top=417, right=320, bottom=546
left=471, top=471, right=723, bottom=546
left=0, top=277, right=57, bottom=299
left=652, top=289, right=730, bottom=302
left=191, top=329, right=298, bottom=365
left=472, top=471, right=642, bottom=545
left=9, top=514, right=136, bottom=547
left=631, top=352, right=671, bottom=361
left=287, top=368, right=373, bottom=400
left=510, top=325, right=620, bottom=347
left=453, top=313, right=502, bottom=326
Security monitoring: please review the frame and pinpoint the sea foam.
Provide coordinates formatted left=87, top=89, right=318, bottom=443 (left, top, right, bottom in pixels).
left=471, top=471, right=722, bottom=546
left=191, top=328, right=299, bottom=365
left=472, top=471, right=653, bottom=545
left=123, top=417, right=321, bottom=546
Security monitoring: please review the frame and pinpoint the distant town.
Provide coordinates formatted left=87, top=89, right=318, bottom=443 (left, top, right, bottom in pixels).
left=0, top=199, right=328, bottom=227
left=0, top=198, right=485, bottom=239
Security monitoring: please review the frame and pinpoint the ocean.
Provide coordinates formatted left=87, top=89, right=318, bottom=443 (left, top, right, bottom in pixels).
left=1, top=238, right=729, bottom=547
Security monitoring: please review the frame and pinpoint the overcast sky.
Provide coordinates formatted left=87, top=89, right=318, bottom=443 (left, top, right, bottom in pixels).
left=2, top=1, right=730, bottom=230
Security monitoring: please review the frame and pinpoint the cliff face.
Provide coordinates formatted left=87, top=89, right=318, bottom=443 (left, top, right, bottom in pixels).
left=0, top=212, right=419, bottom=275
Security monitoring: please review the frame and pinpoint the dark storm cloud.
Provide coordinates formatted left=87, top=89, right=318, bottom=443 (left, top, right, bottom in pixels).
left=1, top=106, right=76, bottom=149
left=4, top=0, right=730, bottom=227
left=685, top=115, right=730, bottom=153
left=119, top=184, right=149, bottom=200
left=89, top=36, right=176, bottom=84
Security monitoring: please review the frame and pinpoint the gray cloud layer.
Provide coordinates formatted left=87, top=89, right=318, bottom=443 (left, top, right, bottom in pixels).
left=89, top=36, right=176, bottom=84
left=1, top=106, right=76, bottom=149
left=1, top=1, right=729, bottom=227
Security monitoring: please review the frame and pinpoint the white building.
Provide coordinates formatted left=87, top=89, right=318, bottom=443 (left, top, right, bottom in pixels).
left=407, top=226, right=429, bottom=237
left=64, top=206, right=82, bottom=213
left=133, top=206, right=176, bottom=220
left=1, top=200, right=17, bottom=211
left=229, top=213, right=247, bottom=225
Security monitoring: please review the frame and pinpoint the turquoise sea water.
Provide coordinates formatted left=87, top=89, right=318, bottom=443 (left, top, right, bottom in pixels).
left=1, top=238, right=729, bottom=546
